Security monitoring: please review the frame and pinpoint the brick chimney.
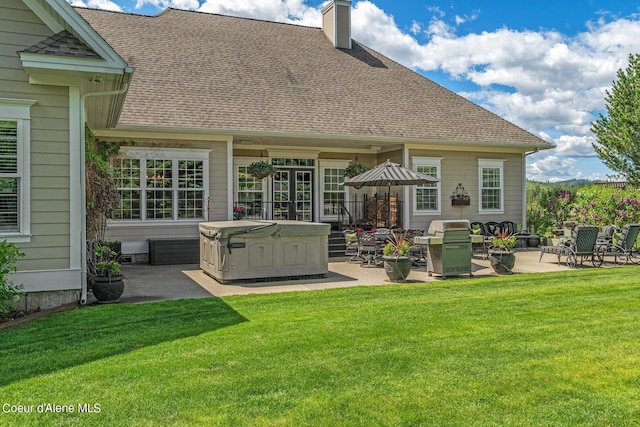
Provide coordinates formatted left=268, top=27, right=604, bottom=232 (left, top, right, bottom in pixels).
left=321, top=0, right=352, bottom=49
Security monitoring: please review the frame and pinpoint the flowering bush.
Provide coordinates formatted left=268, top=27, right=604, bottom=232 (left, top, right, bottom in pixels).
left=527, top=182, right=640, bottom=236
left=571, top=186, right=640, bottom=228
left=526, top=186, right=574, bottom=236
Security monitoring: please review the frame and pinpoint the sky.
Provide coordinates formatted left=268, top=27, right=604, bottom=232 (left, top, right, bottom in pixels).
left=67, top=0, right=640, bottom=183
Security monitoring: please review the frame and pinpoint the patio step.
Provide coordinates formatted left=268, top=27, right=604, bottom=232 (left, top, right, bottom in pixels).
left=329, top=230, right=346, bottom=258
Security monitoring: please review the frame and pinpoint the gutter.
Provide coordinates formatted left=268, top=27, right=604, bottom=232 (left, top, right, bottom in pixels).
left=78, top=75, right=130, bottom=305
left=521, top=148, right=541, bottom=233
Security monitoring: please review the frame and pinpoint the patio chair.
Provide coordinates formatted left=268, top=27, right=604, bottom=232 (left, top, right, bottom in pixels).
left=484, top=221, right=500, bottom=237
left=596, top=225, right=619, bottom=248
left=357, top=232, right=382, bottom=267
left=342, top=229, right=361, bottom=262
left=498, top=221, right=516, bottom=235
left=404, top=229, right=426, bottom=266
left=600, top=223, right=640, bottom=264
left=539, top=225, right=602, bottom=268
left=470, top=222, right=488, bottom=258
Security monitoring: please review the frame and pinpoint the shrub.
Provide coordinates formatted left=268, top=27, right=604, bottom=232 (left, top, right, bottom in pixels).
left=382, top=232, right=410, bottom=256
left=0, top=240, right=25, bottom=313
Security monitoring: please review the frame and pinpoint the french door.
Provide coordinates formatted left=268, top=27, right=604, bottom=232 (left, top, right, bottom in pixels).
left=273, top=169, right=313, bottom=221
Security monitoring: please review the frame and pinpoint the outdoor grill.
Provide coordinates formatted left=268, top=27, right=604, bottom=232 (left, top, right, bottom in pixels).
left=421, top=219, right=473, bottom=279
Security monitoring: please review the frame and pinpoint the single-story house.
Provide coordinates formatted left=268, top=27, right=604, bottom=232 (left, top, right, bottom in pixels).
left=1, top=0, right=552, bottom=309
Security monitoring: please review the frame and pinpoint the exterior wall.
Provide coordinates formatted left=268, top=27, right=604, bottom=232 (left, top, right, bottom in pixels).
left=104, top=138, right=229, bottom=259
left=408, top=148, right=524, bottom=232
left=1, top=1, right=76, bottom=299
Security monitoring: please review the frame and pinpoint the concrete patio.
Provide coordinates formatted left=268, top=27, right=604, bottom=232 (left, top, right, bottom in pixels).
left=105, top=248, right=593, bottom=304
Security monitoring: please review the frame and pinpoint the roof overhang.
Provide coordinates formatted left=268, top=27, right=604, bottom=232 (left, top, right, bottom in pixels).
left=94, top=124, right=555, bottom=154
left=22, top=0, right=127, bottom=66
left=20, top=0, right=134, bottom=128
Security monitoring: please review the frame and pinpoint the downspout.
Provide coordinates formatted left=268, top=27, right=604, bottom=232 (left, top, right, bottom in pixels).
left=522, top=148, right=540, bottom=232
left=78, top=79, right=130, bottom=305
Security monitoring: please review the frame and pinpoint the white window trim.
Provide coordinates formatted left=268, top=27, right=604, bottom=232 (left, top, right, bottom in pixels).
left=413, top=156, right=442, bottom=216
left=478, top=158, right=505, bottom=215
left=113, top=147, right=210, bottom=225
left=234, top=157, right=271, bottom=204
left=319, top=159, right=350, bottom=221
left=234, top=157, right=269, bottom=223
left=0, top=99, right=36, bottom=242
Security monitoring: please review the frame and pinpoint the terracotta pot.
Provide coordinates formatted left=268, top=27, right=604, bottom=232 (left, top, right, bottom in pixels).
left=382, top=256, right=412, bottom=282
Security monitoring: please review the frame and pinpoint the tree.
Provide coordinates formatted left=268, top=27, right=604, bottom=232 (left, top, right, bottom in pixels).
left=592, top=53, right=640, bottom=186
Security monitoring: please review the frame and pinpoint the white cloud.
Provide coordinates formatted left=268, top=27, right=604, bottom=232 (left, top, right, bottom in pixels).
left=76, top=0, right=640, bottom=181
left=551, top=134, right=597, bottom=156
left=527, top=155, right=581, bottom=182
left=134, top=0, right=199, bottom=10
left=195, top=0, right=320, bottom=26
left=68, top=0, right=122, bottom=11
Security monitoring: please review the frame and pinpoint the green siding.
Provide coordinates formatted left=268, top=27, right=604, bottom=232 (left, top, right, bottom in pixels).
left=1, top=1, right=71, bottom=270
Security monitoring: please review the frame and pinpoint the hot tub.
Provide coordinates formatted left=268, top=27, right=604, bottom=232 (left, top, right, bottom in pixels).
left=199, top=220, right=331, bottom=284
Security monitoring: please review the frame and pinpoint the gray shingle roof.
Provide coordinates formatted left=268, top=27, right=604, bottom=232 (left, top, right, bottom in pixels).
left=22, top=30, right=102, bottom=59
left=75, top=7, right=550, bottom=147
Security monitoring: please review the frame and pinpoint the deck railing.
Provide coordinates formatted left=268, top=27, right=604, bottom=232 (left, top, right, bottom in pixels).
left=233, top=194, right=404, bottom=230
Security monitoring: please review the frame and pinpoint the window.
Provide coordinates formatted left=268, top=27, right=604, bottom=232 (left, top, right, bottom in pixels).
left=113, top=149, right=209, bottom=221
left=413, top=157, right=441, bottom=214
left=479, top=159, right=504, bottom=213
left=237, top=165, right=265, bottom=219
left=0, top=121, right=19, bottom=231
left=322, top=167, right=345, bottom=216
left=0, top=99, right=34, bottom=241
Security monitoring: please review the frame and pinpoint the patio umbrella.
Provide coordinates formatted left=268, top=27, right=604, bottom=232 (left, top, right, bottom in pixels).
left=342, top=159, right=440, bottom=228
left=342, top=159, right=439, bottom=189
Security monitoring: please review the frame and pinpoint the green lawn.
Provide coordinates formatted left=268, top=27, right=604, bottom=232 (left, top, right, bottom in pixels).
left=1, top=268, right=639, bottom=426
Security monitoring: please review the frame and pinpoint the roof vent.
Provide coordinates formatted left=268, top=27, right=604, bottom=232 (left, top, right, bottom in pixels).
left=321, top=0, right=352, bottom=49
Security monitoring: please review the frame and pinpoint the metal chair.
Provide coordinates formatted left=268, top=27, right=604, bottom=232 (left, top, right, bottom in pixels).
left=539, top=225, right=602, bottom=267
left=600, top=224, right=640, bottom=264
left=357, top=232, right=382, bottom=267
left=484, top=221, right=500, bottom=236
left=470, top=222, right=488, bottom=258
left=342, top=229, right=361, bottom=262
left=405, top=229, right=426, bottom=266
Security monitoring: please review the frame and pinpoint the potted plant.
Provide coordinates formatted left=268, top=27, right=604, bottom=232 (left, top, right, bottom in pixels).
left=89, top=242, right=125, bottom=303
left=233, top=205, right=247, bottom=220
left=450, top=183, right=470, bottom=206
left=488, top=229, right=517, bottom=274
left=344, top=161, right=369, bottom=178
left=381, top=231, right=412, bottom=282
left=247, top=160, right=276, bottom=180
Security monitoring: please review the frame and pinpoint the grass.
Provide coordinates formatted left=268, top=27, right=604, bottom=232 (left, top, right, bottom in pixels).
left=1, top=267, right=640, bottom=426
